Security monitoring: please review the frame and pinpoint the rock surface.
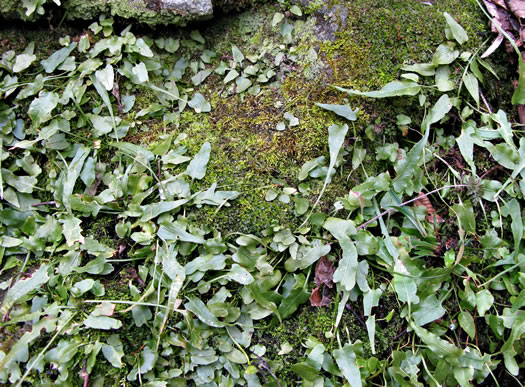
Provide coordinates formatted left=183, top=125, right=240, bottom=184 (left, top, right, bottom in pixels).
left=0, top=0, right=220, bottom=25
left=291, top=0, right=349, bottom=42
left=160, top=0, right=213, bottom=16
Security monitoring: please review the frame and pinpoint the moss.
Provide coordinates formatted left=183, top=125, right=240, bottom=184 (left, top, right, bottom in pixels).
left=83, top=214, right=119, bottom=248
left=0, top=21, right=75, bottom=58
left=319, top=0, right=486, bottom=88
left=0, top=0, right=513, bottom=384
left=130, top=0, right=495, bottom=236
left=175, top=106, right=303, bottom=233
left=252, top=305, right=335, bottom=382
left=252, top=290, right=405, bottom=381
left=0, top=0, right=495, bottom=238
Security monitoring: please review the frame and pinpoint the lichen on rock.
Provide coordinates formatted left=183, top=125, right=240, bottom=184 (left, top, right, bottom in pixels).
left=0, top=0, right=263, bottom=25
left=0, top=0, right=215, bottom=25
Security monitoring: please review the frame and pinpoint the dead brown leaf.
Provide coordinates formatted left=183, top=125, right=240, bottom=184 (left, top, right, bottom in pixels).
left=310, top=286, right=331, bottom=307
left=314, top=256, right=335, bottom=288
left=414, top=192, right=445, bottom=224
left=112, top=80, right=122, bottom=113
left=485, top=0, right=520, bottom=35
left=490, top=0, right=507, bottom=9
left=86, top=172, right=103, bottom=196
left=482, top=0, right=522, bottom=58
left=518, top=103, right=525, bottom=124
left=508, top=0, right=525, bottom=19
left=482, top=33, right=505, bottom=58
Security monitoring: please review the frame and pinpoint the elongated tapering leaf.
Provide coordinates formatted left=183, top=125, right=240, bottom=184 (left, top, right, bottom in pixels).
left=316, top=103, right=358, bottom=121
left=363, top=288, right=382, bottom=317
left=432, top=44, right=459, bottom=66
left=62, top=215, right=85, bottom=246
left=393, top=130, right=430, bottom=192
left=191, top=69, right=212, bottom=86
left=303, top=124, right=348, bottom=225
left=1, top=169, right=37, bottom=194
left=63, top=147, right=90, bottom=213
left=392, top=258, right=419, bottom=305
left=188, top=93, right=211, bottom=113
left=458, top=311, right=475, bottom=340
left=452, top=200, right=476, bottom=233
left=90, top=74, right=117, bottom=139
left=102, top=335, right=124, bottom=368
left=444, top=12, right=468, bottom=44
left=0, top=138, right=3, bottom=200
left=333, top=344, right=363, bottom=387
left=248, top=283, right=281, bottom=323
left=412, top=294, right=446, bottom=326
left=366, top=315, right=376, bottom=354
left=277, top=287, right=309, bottom=319
left=502, top=199, right=522, bottom=256
left=0, top=264, right=49, bottom=316
left=112, top=142, right=155, bottom=163
left=41, top=42, right=77, bottom=73
left=394, top=94, right=451, bottom=192
left=463, top=73, right=479, bottom=107
left=423, top=93, right=453, bottom=131
left=401, top=63, right=436, bottom=76
left=28, top=91, right=59, bottom=126
left=335, top=80, right=421, bottom=98
left=186, top=142, right=211, bottom=180
left=323, top=218, right=358, bottom=291
left=13, top=53, right=36, bottom=73
left=298, top=156, right=325, bottom=181
left=284, top=243, right=331, bottom=272
left=226, top=264, right=254, bottom=285
left=159, top=243, right=185, bottom=312
left=232, top=45, right=244, bottom=63
left=185, top=297, right=225, bottom=327
left=410, top=320, right=463, bottom=359
left=0, top=317, right=57, bottom=372
left=491, top=109, right=516, bottom=151
left=95, top=63, right=114, bottom=91
left=456, top=124, right=476, bottom=174
left=157, top=221, right=205, bottom=244
left=84, top=315, right=122, bottom=330
left=140, top=199, right=188, bottom=222
left=512, top=57, right=525, bottom=105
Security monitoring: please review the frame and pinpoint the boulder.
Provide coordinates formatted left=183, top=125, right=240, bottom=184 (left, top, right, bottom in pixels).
left=0, top=0, right=247, bottom=26
left=63, top=0, right=214, bottom=25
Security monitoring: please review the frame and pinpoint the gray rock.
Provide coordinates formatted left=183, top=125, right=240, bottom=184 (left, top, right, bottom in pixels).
left=0, top=0, right=215, bottom=25
left=291, top=0, right=349, bottom=42
left=162, top=0, right=213, bottom=16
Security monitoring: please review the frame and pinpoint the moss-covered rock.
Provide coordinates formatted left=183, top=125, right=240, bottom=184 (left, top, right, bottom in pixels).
left=64, top=0, right=211, bottom=25
left=0, top=0, right=261, bottom=25
left=0, top=0, right=211, bottom=25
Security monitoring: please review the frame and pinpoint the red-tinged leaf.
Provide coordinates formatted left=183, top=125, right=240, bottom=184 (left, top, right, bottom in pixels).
left=314, top=256, right=335, bottom=288
left=310, top=286, right=331, bottom=307
left=508, top=0, right=525, bottom=19
left=414, top=191, right=444, bottom=224
left=310, top=287, right=323, bottom=306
